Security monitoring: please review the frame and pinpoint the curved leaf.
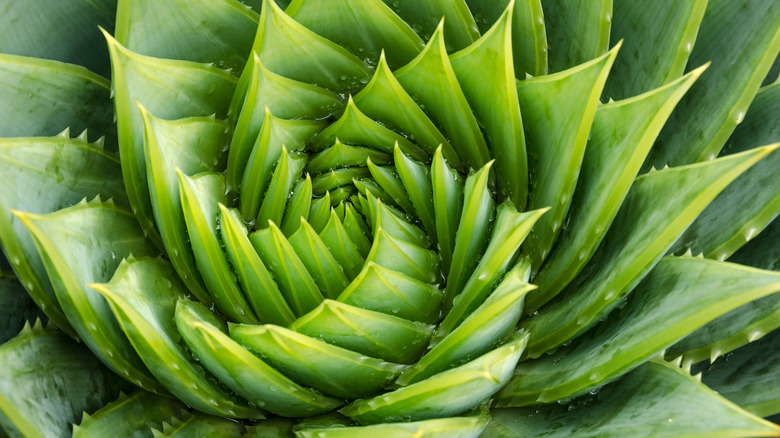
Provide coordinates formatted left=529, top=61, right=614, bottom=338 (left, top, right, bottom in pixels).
left=0, top=322, right=128, bottom=438
left=72, top=390, right=186, bottom=438
left=92, top=257, right=263, bottom=419
left=381, top=0, right=480, bottom=52
left=15, top=199, right=162, bottom=393
left=297, top=415, right=489, bottom=438
left=540, top=0, right=612, bottom=73
left=174, top=300, right=344, bottom=417
left=230, top=324, right=405, bottom=399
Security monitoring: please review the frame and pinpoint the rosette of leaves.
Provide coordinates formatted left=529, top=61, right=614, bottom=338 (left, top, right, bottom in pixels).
left=1, top=0, right=780, bottom=436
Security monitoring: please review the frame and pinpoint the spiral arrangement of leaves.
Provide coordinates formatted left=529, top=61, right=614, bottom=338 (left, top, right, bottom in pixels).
left=1, top=0, right=780, bottom=436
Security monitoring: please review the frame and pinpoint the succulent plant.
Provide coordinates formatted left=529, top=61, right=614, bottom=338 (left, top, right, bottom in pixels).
left=1, top=0, right=780, bottom=436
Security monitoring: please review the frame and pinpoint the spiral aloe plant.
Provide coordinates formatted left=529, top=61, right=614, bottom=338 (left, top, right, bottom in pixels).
left=1, top=0, right=780, bottom=436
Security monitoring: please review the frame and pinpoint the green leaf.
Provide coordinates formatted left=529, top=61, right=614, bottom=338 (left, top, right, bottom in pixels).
left=520, top=145, right=776, bottom=358
left=308, top=192, right=334, bottom=234
left=438, top=205, right=545, bottom=339
left=729, top=215, right=780, bottom=271
left=0, top=322, right=128, bottom=438
left=242, top=0, right=371, bottom=96
left=140, top=107, right=227, bottom=305
left=365, top=228, right=439, bottom=284
left=286, top=0, right=424, bottom=69
left=229, top=324, right=405, bottom=399
left=340, top=335, right=527, bottom=424
left=219, top=205, right=296, bottom=326
left=0, top=273, right=45, bottom=344
left=365, top=196, right=430, bottom=249
left=174, top=299, right=344, bottom=417
left=250, top=222, right=325, bottom=317
left=465, top=0, right=548, bottom=77
left=0, top=54, right=114, bottom=142
left=394, top=23, right=489, bottom=172
left=228, top=56, right=339, bottom=193
left=398, top=264, right=534, bottom=386
left=151, top=413, right=244, bottom=438
left=443, top=163, right=494, bottom=310
left=353, top=53, right=458, bottom=165
left=288, top=219, right=351, bottom=299
left=106, top=32, right=237, bottom=248
left=393, top=146, right=437, bottom=245
left=312, top=168, right=371, bottom=196
left=296, top=415, right=489, bottom=438
left=281, top=176, right=314, bottom=237
left=92, top=257, right=263, bottom=419
left=605, top=0, right=707, bottom=99
left=16, top=199, right=162, bottom=393
left=646, top=0, right=780, bottom=167
left=257, top=149, right=309, bottom=226
left=290, top=300, right=434, bottom=364
left=72, top=390, right=186, bottom=438
left=431, top=147, right=464, bottom=277
left=366, top=160, right=416, bottom=215
left=318, top=210, right=365, bottom=280
left=115, top=0, right=257, bottom=72
left=699, top=328, right=780, bottom=418
left=520, top=44, right=619, bottom=270
left=337, top=263, right=442, bottom=324
left=342, top=204, right=373, bottom=257
left=381, top=0, right=480, bottom=52
left=239, top=111, right=323, bottom=220
left=309, top=97, right=427, bottom=161
left=670, top=82, right=780, bottom=261
left=0, top=0, right=116, bottom=77
left=0, top=135, right=126, bottom=338
left=529, top=67, right=704, bottom=313
left=540, top=0, right=612, bottom=73
left=450, top=5, right=527, bottom=207
left=308, top=141, right=391, bottom=174
left=497, top=256, right=780, bottom=406
left=487, top=360, right=780, bottom=437
left=177, top=171, right=258, bottom=323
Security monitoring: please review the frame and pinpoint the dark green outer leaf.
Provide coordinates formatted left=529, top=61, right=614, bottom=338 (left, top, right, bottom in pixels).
left=0, top=273, right=45, bottom=344
left=486, top=360, right=780, bottom=437
left=520, top=145, right=775, bottom=358
left=540, top=0, right=612, bottom=73
left=669, top=81, right=780, bottom=261
left=465, top=0, right=548, bottom=77
left=0, top=136, right=126, bottom=338
left=0, top=54, right=115, bottom=142
left=699, top=328, right=780, bottom=418
left=497, top=256, right=780, bottom=406
left=0, top=322, right=129, bottom=438
left=0, top=0, right=115, bottom=77
left=72, top=390, right=186, bottom=438
left=605, top=0, right=706, bottom=100
left=646, top=0, right=780, bottom=168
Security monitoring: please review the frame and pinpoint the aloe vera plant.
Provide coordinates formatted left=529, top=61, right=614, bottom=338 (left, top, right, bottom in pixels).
left=1, top=0, right=780, bottom=436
